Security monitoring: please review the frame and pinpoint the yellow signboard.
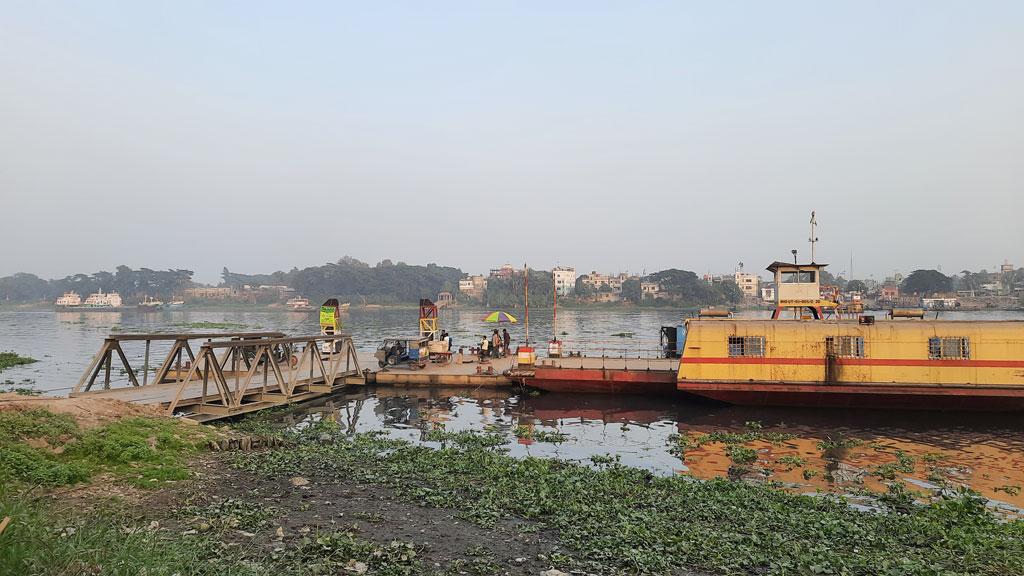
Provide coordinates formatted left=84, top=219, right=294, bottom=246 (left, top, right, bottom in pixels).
left=319, top=306, right=336, bottom=328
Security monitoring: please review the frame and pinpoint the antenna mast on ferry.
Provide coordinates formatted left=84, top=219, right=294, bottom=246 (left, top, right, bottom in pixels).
left=809, top=211, right=819, bottom=263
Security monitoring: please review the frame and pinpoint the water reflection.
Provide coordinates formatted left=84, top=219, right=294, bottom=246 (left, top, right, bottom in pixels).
left=289, top=387, right=1024, bottom=512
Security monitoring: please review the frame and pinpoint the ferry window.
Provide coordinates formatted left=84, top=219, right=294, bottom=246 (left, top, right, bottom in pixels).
left=728, top=336, right=765, bottom=357
left=928, top=337, right=969, bottom=360
left=780, top=271, right=816, bottom=283
left=825, top=336, right=865, bottom=358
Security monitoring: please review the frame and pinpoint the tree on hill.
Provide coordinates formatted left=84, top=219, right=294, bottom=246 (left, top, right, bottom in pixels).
left=901, top=269, right=952, bottom=295
left=647, top=269, right=733, bottom=307
left=846, top=280, right=868, bottom=293
left=621, top=278, right=641, bottom=304
left=574, top=276, right=595, bottom=298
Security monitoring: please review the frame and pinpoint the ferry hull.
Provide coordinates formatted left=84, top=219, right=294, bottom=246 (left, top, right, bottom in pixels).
left=528, top=367, right=678, bottom=395
left=677, top=382, right=1024, bottom=411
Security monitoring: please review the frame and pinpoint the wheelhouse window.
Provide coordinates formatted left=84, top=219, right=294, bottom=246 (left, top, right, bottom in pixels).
left=825, top=336, right=865, bottom=358
left=928, top=337, right=970, bottom=360
left=728, top=336, right=765, bottom=357
left=780, top=270, right=816, bottom=283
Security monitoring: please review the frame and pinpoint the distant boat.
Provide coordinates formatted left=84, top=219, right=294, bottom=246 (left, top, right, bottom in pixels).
left=165, top=301, right=185, bottom=309
left=81, top=291, right=124, bottom=309
left=338, top=302, right=351, bottom=311
left=138, top=296, right=164, bottom=311
left=286, top=297, right=315, bottom=312
left=55, top=291, right=82, bottom=309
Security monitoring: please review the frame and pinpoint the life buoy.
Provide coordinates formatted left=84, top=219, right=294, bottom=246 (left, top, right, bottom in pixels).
left=289, top=355, right=299, bottom=368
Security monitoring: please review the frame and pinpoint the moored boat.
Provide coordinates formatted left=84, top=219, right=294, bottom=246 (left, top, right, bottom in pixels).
left=138, top=296, right=164, bottom=311
left=55, top=291, right=82, bottom=309
left=520, top=251, right=1024, bottom=411
left=676, top=318, right=1024, bottom=411
left=286, top=297, right=315, bottom=312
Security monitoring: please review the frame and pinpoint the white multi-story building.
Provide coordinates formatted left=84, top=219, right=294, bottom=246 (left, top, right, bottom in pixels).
left=458, top=275, right=488, bottom=300
left=552, top=266, right=576, bottom=296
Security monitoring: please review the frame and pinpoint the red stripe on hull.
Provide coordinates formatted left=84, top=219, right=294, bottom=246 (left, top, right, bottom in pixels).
left=528, top=367, right=677, bottom=395
left=680, top=357, right=1024, bottom=368
left=677, top=382, right=1024, bottom=411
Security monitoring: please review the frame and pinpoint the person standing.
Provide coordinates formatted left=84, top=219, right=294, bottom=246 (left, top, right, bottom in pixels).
left=480, top=335, right=489, bottom=361
left=492, top=329, right=502, bottom=358
left=502, top=328, right=511, bottom=356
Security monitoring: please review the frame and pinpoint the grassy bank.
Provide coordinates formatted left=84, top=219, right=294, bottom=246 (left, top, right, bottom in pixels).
left=2, top=409, right=1023, bottom=575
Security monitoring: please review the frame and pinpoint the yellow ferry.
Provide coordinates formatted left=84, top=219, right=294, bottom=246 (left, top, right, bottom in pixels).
left=676, top=261, right=1024, bottom=410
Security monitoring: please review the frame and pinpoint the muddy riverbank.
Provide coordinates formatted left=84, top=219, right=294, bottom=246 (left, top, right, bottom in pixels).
left=3, top=394, right=1023, bottom=575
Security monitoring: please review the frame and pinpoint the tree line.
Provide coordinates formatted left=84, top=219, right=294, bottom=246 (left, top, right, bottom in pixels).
left=0, top=267, right=194, bottom=303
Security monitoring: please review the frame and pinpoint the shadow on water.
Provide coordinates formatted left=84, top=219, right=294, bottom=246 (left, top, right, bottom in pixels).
left=280, top=386, right=1024, bottom=513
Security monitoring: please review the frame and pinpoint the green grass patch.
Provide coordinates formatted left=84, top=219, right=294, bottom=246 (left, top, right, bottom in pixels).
left=874, top=450, right=917, bottom=480
left=0, top=408, right=78, bottom=443
left=0, top=488, right=252, bottom=576
left=0, top=410, right=211, bottom=488
left=725, top=444, right=758, bottom=466
left=233, top=425, right=1024, bottom=576
left=0, top=351, right=38, bottom=371
left=776, top=455, right=805, bottom=470
left=513, top=425, right=569, bottom=443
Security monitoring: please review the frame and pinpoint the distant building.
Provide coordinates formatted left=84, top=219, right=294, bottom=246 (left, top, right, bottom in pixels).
left=458, top=274, right=487, bottom=301
left=760, top=286, right=775, bottom=303
left=734, top=271, right=760, bottom=299
left=183, top=287, right=236, bottom=300
left=879, top=285, right=900, bottom=301
left=437, top=291, right=455, bottom=308
left=584, top=292, right=622, bottom=303
left=582, top=271, right=612, bottom=290
left=552, top=266, right=576, bottom=296
left=1001, top=262, right=1014, bottom=274
left=607, top=273, right=632, bottom=292
left=641, top=281, right=661, bottom=299
left=581, top=271, right=633, bottom=293
left=489, top=264, right=515, bottom=279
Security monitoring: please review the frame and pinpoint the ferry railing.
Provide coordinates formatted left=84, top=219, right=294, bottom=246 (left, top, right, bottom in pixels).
left=528, top=338, right=676, bottom=372
left=164, top=334, right=362, bottom=416
left=73, top=332, right=285, bottom=394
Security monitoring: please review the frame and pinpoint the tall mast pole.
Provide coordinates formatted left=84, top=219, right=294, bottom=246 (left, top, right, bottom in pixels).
left=524, top=263, right=530, bottom=346
left=809, top=211, right=819, bottom=263
left=552, top=270, right=557, bottom=342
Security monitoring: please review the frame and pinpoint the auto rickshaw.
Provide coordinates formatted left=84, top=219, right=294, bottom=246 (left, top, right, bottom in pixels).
left=375, top=336, right=428, bottom=369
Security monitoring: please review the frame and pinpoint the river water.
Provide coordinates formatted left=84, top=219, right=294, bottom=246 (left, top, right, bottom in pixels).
left=2, top=306, right=1024, bottom=510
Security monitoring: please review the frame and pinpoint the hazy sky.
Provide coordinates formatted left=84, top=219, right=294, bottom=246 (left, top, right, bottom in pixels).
left=2, top=2, right=1022, bottom=284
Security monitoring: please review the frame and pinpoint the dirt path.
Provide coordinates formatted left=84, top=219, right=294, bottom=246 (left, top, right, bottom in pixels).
left=0, top=393, right=166, bottom=429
